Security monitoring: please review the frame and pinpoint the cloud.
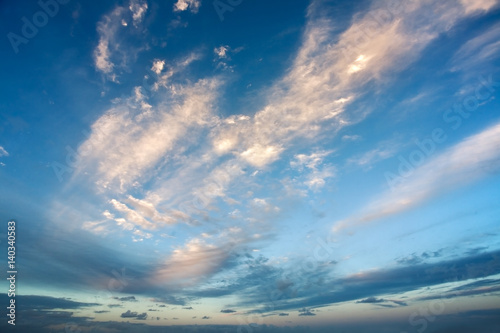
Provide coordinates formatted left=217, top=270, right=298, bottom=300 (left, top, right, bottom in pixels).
left=151, top=238, right=233, bottom=287
left=113, top=296, right=138, bottom=302
left=151, top=59, right=165, bottom=74
left=0, top=146, right=9, bottom=157
left=103, top=195, right=189, bottom=233
left=52, top=2, right=500, bottom=314
left=240, top=144, right=284, bottom=168
left=347, top=142, right=399, bottom=168
left=93, top=6, right=126, bottom=77
left=459, top=0, right=498, bottom=14
left=356, top=297, right=407, bottom=307
left=291, top=151, right=332, bottom=171
left=120, top=310, right=147, bottom=320
left=298, top=308, right=316, bottom=316
left=129, top=0, right=148, bottom=26
left=333, top=121, right=500, bottom=232
left=77, top=0, right=500, bottom=240
left=74, top=78, right=220, bottom=193
left=220, top=309, right=236, bottom=313
left=0, top=294, right=99, bottom=311
left=214, top=46, right=229, bottom=59
left=278, top=313, right=289, bottom=316
left=136, top=312, right=148, bottom=320
left=341, top=134, right=361, bottom=142
left=93, top=1, right=148, bottom=80
left=108, top=304, right=123, bottom=308
left=291, top=151, right=336, bottom=190
left=173, top=0, right=201, bottom=13
left=356, top=297, right=385, bottom=303
left=150, top=52, right=202, bottom=91
left=109, top=199, right=157, bottom=230
left=238, top=249, right=500, bottom=314
left=451, top=23, right=500, bottom=74
left=202, top=315, right=210, bottom=319
left=199, top=0, right=499, bottom=197
left=213, top=45, right=242, bottom=71
left=416, top=278, right=500, bottom=301
left=396, top=254, right=423, bottom=266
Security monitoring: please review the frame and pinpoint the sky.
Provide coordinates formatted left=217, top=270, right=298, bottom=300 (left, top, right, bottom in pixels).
left=1, top=0, right=500, bottom=332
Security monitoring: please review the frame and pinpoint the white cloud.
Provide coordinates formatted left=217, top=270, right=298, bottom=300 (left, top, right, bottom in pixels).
left=252, top=198, right=280, bottom=213
left=291, top=151, right=335, bottom=190
left=342, top=134, right=362, bottom=142
left=151, top=238, right=230, bottom=286
left=129, top=0, right=148, bottom=26
left=94, top=38, right=114, bottom=74
left=347, top=143, right=400, bottom=168
left=207, top=0, right=496, bottom=176
left=110, top=199, right=157, bottom=230
left=93, top=7, right=125, bottom=77
left=187, top=160, right=245, bottom=209
left=115, top=217, right=134, bottom=231
left=214, top=45, right=229, bottom=59
left=74, top=78, right=220, bottom=193
left=460, top=0, right=498, bottom=14
left=304, top=167, right=336, bottom=191
left=291, top=151, right=332, bottom=171
left=0, top=146, right=8, bottom=157
left=151, top=59, right=165, bottom=74
left=82, top=220, right=111, bottom=235
left=125, top=195, right=187, bottom=225
left=80, top=0, right=498, bottom=246
left=333, top=121, right=500, bottom=232
left=451, top=23, right=500, bottom=74
left=151, top=52, right=202, bottom=91
left=133, top=228, right=153, bottom=240
left=240, top=144, right=284, bottom=168
left=173, top=0, right=201, bottom=13
left=93, top=2, right=149, bottom=80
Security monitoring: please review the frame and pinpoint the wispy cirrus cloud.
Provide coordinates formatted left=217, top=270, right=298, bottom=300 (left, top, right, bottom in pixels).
left=69, top=0, right=500, bottom=298
left=73, top=78, right=220, bottom=193
left=333, top=121, right=500, bottom=233
left=0, top=146, right=8, bottom=157
left=150, top=238, right=234, bottom=287
left=291, top=151, right=336, bottom=191
left=451, top=22, right=500, bottom=75
left=84, top=0, right=499, bottom=209
left=129, top=0, right=148, bottom=26
left=93, top=0, right=149, bottom=81
left=347, top=141, right=400, bottom=169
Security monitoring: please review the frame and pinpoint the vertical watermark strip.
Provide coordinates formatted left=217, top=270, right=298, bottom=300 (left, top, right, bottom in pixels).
left=6, top=220, right=17, bottom=326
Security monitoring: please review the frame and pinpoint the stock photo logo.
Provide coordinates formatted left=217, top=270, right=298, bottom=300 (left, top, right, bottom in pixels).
left=1, top=0, right=500, bottom=332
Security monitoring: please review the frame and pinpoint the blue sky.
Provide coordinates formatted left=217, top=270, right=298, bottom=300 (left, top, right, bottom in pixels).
left=1, top=0, right=500, bottom=332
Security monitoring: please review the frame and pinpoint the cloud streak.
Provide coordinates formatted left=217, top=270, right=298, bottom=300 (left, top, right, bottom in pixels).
left=334, top=121, right=500, bottom=232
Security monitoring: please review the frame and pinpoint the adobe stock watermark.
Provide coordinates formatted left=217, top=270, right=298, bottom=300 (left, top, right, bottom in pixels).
left=7, top=0, right=71, bottom=54
left=385, top=74, right=499, bottom=190
left=400, top=289, right=461, bottom=333
left=213, top=0, right=244, bottom=21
